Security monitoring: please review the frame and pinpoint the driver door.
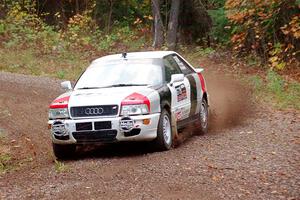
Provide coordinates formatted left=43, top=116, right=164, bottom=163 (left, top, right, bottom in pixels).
left=163, top=56, right=191, bottom=122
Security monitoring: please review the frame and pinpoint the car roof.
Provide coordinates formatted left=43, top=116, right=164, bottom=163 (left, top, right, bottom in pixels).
left=91, top=51, right=176, bottom=65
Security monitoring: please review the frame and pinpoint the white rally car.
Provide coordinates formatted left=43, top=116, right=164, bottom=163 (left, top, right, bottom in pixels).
left=48, top=51, right=209, bottom=159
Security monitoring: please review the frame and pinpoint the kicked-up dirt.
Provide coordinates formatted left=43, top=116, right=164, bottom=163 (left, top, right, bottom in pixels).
left=0, top=60, right=299, bottom=199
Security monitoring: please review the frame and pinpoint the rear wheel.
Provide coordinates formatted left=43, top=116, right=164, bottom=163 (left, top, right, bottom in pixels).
left=153, top=109, right=173, bottom=151
left=197, top=98, right=208, bottom=135
left=52, top=143, right=76, bottom=160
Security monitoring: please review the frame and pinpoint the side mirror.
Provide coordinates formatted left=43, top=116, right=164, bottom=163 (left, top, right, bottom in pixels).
left=61, top=81, right=72, bottom=90
left=195, top=68, right=204, bottom=73
left=170, top=74, right=184, bottom=86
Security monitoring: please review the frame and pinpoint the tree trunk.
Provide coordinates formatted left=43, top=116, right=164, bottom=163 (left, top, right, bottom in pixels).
left=59, top=0, right=67, bottom=28
left=106, top=0, right=114, bottom=34
left=75, top=0, right=79, bottom=14
left=151, top=0, right=164, bottom=48
left=167, top=0, right=180, bottom=50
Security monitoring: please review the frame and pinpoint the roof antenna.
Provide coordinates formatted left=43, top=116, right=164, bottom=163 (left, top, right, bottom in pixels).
left=122, top=52, right=127, bottom=58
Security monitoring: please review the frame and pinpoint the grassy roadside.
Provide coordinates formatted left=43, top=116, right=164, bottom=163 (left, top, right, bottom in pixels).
left=0, top=48, right=90, bottom=80
left=247, top=71, right=300, bottom=110
left=0, top=128, right=12, bottom=174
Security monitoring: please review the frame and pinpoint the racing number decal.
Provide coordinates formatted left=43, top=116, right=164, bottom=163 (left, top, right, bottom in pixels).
left=175, top=83, right=187, bottom=102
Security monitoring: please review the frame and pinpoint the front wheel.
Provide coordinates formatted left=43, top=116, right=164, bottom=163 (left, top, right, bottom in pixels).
left=52, top=143, right=76, bottom=160
left=153, top=109, right=173, bottom=151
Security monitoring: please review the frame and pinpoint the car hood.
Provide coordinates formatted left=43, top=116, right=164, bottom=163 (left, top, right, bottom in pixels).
left=67, top=86, right=154, bottom=107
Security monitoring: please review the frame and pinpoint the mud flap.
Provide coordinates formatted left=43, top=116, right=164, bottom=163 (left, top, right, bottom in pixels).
left=171, top=111, right=179, bottom=147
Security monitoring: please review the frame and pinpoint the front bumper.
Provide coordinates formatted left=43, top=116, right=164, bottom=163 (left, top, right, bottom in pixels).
left=48, top=113, right=160, bottom=144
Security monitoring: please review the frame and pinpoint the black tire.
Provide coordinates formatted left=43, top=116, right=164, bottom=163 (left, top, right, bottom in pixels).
left=153, top=109, right=173, bottom=151
left=197, top=98, right=209, bottom=135
left=52, top=143, right=76, bottom=160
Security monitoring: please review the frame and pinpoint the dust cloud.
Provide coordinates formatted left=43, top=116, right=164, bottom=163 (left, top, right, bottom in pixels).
left=206, top=72, right=253, bottom=130
left=174, top=72, right=253, bottom=145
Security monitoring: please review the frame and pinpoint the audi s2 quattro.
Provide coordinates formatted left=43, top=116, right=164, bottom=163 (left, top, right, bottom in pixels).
left=48, top=51, right=209, bottom=159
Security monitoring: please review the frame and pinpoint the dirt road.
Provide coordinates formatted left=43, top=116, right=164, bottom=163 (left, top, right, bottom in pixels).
left=0, top=64, right=299, bottom=199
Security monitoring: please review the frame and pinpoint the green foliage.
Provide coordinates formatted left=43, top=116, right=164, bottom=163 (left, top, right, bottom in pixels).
left=208, top=7, right=230, bottom=44
left=0, top=22, right=5, bottom=34
left=189, top=47, right=215, bottom=58
left=266, top=70, right=284, bottom=94
left=98, top=34, right=118, bottom=51
left=0, top=1, right=153, bottom=80
left=208, top=0, right=226, bottom=7
left=57, top=70, right=65, bottom=79
left=246, top=55, right=262, bottom=67
left=63, top=12, right=101, bottom=49
left=0, top=153, right=12, bottom=174
left=249, top=75, right=264, bottom=90
left=94, top=0, right=151, bottom=27
left=225, top=0, right=300, bottom=68
left=54, top=160, right=69, bottom=173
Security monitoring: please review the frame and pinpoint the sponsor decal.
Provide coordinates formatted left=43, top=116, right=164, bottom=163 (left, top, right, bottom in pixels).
left=175, top=107, right=190, bottom=121
left=175, top=84, right=187, bottom=102
left=175, top=109, right=183, bottom=121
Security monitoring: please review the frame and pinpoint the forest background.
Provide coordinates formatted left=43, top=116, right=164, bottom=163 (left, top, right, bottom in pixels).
left=0, top=0, right=299, bottom=109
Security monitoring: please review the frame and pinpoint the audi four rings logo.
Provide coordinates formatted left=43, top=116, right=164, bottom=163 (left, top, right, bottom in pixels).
left=84, top=107, right=104, bottom=115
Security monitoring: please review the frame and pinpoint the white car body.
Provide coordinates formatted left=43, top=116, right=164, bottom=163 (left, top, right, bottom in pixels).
left=48, top=51, right=209, bottom=155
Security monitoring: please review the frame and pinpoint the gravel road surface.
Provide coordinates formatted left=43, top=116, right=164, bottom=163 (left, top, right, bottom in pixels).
left=0, top=69, right=299, bottom=200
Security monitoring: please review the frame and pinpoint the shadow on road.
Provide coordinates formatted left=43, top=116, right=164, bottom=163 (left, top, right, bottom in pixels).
left=75, top=142, right=156, bottom=160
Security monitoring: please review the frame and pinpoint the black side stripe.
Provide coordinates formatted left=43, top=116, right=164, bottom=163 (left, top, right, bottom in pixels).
left=186, top=75, right=197, bottom=116
left=156, top=85, right=172, bottom=112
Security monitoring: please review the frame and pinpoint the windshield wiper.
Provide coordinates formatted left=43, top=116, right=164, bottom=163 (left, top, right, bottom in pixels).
left=77, top=84, right=148, bottom=90
left=108, top=84, right=148, bottom=87
left=77, top=87, right=103, bottom=90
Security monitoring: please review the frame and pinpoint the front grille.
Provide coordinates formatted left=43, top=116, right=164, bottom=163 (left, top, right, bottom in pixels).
left=54, top=135, right=70, bottom=140
left=124, top=128, right=141, bottom=137
left=95, top=121, right=111, bottom=130
left=72, top=130, right=117, bottom=143
left=70, top=105, right=118, bottom=118
left=76, top=122, right=92, bottom=131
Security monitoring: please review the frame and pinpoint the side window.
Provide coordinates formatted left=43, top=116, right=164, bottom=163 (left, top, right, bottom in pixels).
left=173, top=55, right=193, bottom=75
left=163, top=57, right=182, bottom=82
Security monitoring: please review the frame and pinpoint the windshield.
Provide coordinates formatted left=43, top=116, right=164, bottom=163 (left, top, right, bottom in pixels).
left=74, top=59, right=163, bottom=89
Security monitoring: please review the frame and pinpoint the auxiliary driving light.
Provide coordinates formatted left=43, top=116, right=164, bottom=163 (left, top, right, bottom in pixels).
left=52, top=121, right=67, bottom=136
left=120, top=117, right=134, bottom=132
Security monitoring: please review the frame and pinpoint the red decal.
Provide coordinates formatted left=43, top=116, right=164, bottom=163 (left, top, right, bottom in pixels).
left=49, top=96, right=70, bottom=109
left=53, top=96, right=70, bottom=103
left=197, top=73, right=206, bottom=92
left=175, top=109, right=182, bottom=121
left=121, top=92, right=150, bottom=111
